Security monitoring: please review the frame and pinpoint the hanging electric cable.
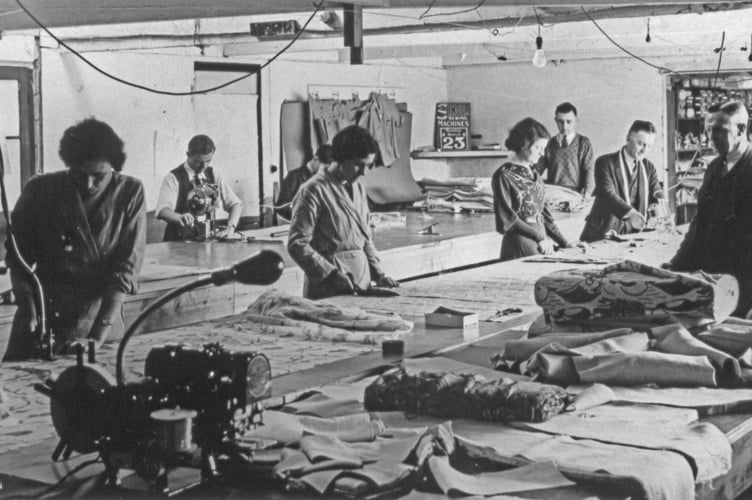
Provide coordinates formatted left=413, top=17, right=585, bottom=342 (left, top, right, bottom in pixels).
left=582, top=7, right=675, bottom=73
left=713, top=31, right=726, bottom=87
left=13, top=0, right=324, bottom=96
left=0, top=127, right=50, bottom=358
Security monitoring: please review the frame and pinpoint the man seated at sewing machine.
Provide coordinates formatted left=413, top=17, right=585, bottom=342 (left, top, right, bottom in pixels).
left=156, top=134, right=243, bottom=241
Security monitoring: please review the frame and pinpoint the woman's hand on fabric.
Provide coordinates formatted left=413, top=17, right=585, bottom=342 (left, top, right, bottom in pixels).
left=538, top=238, right=555, bottom=255
left=326, top=271, right=356, bottom=295
left=374, top=274, right=399, bottom=288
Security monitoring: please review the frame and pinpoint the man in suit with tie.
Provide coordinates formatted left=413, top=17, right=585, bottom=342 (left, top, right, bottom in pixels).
left=580, top=120, right=664, bottom=242
left=156, top=134, right=244, bottom=241
left=667, top=101, right=752, bottom=317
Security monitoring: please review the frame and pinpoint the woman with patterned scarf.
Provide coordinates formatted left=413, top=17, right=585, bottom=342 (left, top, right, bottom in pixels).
left=492, top=117, right=571, bottom=261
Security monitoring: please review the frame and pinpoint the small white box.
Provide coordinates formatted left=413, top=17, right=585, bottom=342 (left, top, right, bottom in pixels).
left=425, top=306, right=479, bottom=329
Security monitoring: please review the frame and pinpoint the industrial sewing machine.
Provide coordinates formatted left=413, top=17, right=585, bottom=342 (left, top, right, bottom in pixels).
left=185, top=178, right=219, bottom=241
left=34, top=250, right=285, bottom=496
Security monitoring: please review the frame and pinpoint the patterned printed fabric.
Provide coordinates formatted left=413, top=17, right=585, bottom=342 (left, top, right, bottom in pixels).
left=503, top=163, right=547, bottom=223
left=363, top=367, right=571, bottom=423
left=534, top=260, right=739, bottom=325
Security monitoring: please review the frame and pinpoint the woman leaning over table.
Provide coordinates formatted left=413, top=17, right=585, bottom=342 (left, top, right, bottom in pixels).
left=492, top=117, right=571, bottom=261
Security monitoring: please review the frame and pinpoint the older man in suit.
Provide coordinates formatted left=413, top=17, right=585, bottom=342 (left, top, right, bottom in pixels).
left=668, top=101, right=752, bottom=317
left=580, top=120, right=664, bottom=242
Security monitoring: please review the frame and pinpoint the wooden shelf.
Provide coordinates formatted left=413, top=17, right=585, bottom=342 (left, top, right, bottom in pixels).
left=411, top=149, right=512, bottom=159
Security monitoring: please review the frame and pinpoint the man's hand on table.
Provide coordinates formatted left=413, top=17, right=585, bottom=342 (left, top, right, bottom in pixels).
left=625, top=209, right=646, bottom=231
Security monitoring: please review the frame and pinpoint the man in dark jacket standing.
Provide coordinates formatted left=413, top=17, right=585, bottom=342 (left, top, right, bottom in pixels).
left=580, top=120, right=664, bottom=242
left=668, top=101, right=752, bottom=317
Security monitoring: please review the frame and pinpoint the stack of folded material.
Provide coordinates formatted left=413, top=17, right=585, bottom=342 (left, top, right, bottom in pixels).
left=493, top=323, right=752, bottom=389
left=533, top=260, right=739, bottom=331
left=364, top=366, right=571, bottom=422
left=544, top=184, right=592, bottom=213
left=412, top=177, right=494, bottom=213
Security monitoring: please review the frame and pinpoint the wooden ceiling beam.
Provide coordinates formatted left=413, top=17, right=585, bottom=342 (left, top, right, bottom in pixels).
left=0, top=0, right=749, bottom=31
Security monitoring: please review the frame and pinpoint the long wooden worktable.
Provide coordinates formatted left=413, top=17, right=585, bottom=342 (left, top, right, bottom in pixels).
left=8, top=222, right=749, bottom=499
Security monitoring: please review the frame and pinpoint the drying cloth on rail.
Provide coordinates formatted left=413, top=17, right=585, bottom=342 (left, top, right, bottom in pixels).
left=364, top=367, right=571, bottom=423
left=534, top=260, right=739, bottom=325
left=243, top=289, right=413, bottom=344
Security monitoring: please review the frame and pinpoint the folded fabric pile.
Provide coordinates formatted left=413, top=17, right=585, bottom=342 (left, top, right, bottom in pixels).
left=242, top=289, right=413, bottom=344
left=543, top=184, right=592, bottom=212
left=412, top=177, right=494, bottom=213
left=533, top=260, right=739, bottom=332
left=493, top=323, right=752, bottom=389
left=363, top=367, right=571, bottom=422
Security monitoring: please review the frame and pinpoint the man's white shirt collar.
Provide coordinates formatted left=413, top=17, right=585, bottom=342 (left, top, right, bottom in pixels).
left=183, top=161, right=207, bottom=181
left=559, top=132, right=576, bottom=146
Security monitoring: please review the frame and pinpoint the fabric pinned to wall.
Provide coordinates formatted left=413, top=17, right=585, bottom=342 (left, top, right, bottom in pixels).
left=307, top=94, right=421, bottom=205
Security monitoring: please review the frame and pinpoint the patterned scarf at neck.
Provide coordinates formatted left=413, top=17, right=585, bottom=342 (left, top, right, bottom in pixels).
left=506, top=163, right=534, bottom=179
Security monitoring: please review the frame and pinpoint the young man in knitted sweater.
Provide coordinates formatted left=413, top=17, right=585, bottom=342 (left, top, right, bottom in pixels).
left=536, top=102, right=595, bottom=200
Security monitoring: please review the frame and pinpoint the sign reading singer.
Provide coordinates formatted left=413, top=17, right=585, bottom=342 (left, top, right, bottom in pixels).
left=434, top=102, right=471, bottom=151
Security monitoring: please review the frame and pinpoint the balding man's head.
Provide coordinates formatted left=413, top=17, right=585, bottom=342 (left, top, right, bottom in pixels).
left=710, top=101, right=749, bottom=156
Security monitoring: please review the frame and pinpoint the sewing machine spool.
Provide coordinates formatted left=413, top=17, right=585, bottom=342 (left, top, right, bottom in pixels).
left=150, top=408, right=197, bottom=454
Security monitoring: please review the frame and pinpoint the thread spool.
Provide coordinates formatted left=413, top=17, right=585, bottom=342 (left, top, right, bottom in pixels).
left=150, top=408, right=197, bottom=454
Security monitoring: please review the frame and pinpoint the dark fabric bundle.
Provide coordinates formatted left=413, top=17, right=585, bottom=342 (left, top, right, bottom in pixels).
left=364, top=368, right=571, bottom=423
left=469, top=379, right=571, bottom=422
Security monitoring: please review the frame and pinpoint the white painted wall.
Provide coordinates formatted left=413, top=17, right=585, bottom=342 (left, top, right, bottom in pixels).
left=38, top=48, right=450, bottom=216
left=446, top=58, right=666, bottom=179
left=40, top=49, right=260, bottom=217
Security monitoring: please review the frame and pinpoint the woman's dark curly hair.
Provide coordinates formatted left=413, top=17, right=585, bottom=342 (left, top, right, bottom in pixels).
left=331, top=125, right=380, bottom=164
left=58, top=118, right=126, bottom=171
left=504, top=117, right=550, bottom=154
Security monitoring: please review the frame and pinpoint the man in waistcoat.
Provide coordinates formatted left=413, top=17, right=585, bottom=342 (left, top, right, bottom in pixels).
left=156, top=134, right=243, bottom=241
left=580, top=120, right=664, bottom=242
left=536, top=102, right=595, bottom=198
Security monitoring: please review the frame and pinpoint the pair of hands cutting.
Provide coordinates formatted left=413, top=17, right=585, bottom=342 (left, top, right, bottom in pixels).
left=326, top=270, right=399, bottom=296
left=537, top=239, right=583, bottom=255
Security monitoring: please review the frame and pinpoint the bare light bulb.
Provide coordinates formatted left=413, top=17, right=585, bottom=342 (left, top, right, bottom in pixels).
left=532, top=35, right=547, bottom=68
